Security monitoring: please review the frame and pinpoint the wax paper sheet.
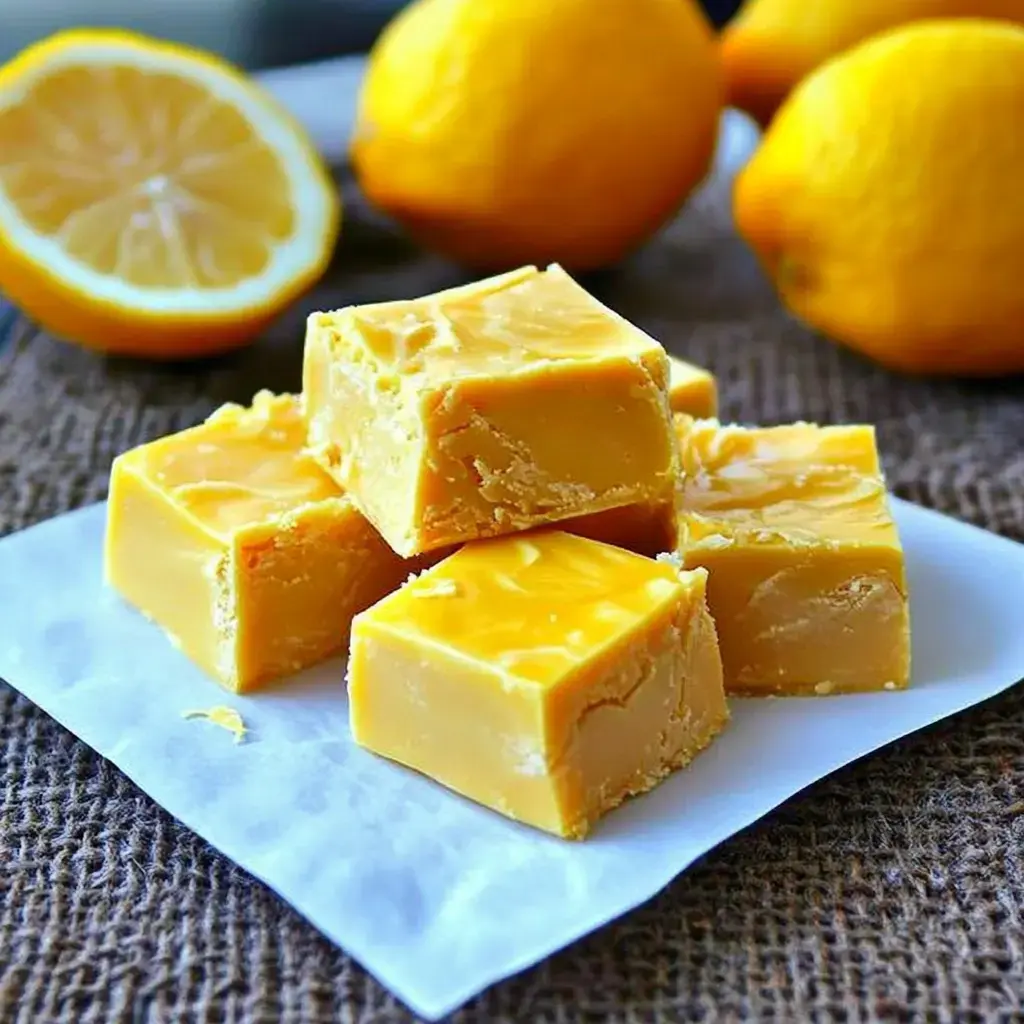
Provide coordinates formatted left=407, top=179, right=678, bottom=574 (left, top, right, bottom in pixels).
left=0, top=499, right=1023, bottom=1017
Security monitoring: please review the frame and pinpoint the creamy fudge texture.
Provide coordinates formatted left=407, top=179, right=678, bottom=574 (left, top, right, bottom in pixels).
left=535, top=356, right=718, bottom=557
left=675, top=417, right=911, bottom=696
left=104, top=391, right=417, bottom=692
left=667, top=355, right=718, bottom=418
left=304, top=265, right=679, bottom=557
left=348, top=530, right=729, bottom=839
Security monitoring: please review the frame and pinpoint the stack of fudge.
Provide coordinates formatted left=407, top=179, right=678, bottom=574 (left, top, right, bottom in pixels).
left=105, top=265, right=910, bottom=840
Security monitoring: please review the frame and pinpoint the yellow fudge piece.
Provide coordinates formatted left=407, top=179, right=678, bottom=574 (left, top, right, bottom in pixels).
left=304, top=264, right=679, bottom=557
left=105, top=391, right=417, bottom=693
left=668, top=355, right=718, bottom=417
left=554, top=356, right=716, bottom=556
left=675, top=417, right=911, bottom=696
left=349, top=531, right=728, bottom=839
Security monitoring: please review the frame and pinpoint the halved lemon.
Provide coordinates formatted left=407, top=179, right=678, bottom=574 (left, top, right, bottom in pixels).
left=0, top=29, right=339, bottom=358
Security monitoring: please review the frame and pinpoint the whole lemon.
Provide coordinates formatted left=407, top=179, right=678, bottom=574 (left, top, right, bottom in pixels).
left=734, top=19, right=1024, bottom=377
left=351, top=0, right=721, bottom=271
left=722, top=0, right=1024, bottom=126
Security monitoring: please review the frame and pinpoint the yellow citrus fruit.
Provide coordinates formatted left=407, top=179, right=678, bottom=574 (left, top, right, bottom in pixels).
left=722, top=0, right=1024, bottom=126
left=0, top=29, right=339, bottom=359
left=351, top=0, right=722, bottom=271
left=734, top=19, right=1024, bottom=377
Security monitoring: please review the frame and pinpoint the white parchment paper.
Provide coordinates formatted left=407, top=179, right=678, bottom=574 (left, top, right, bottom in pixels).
left=1, top=499, right=1023, bottom=1017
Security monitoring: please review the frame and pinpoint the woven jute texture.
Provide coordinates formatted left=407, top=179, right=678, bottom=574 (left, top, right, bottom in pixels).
left=2, top=164, right=1024, bottom=1024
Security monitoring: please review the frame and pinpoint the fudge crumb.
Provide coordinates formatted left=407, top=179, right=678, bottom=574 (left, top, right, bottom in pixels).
left=183, top=706, right=248, bottom=744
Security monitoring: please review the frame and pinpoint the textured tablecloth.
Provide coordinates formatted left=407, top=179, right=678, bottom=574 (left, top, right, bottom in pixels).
left=2, top=165, right=1024, bottom=1024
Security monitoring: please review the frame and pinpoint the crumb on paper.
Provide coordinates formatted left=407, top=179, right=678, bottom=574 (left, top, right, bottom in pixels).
left=182, top=706, right=248, bottom=744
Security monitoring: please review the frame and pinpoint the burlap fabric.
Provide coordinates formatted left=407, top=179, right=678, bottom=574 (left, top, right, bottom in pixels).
left=2, top=165, right=1023, bottom=1024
